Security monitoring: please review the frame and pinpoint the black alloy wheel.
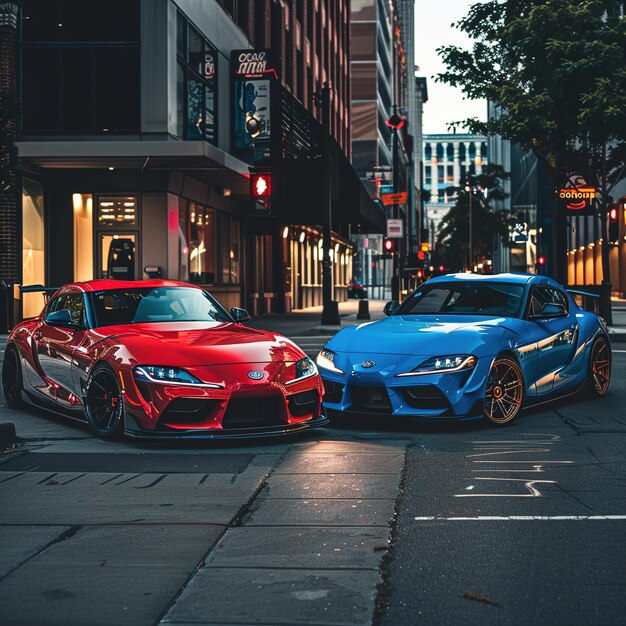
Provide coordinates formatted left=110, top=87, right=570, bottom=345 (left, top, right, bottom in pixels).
left=484, top=356, right=524, bottom=425
left=588, top=336, right=611, bottom=398
left=85, top=364, right=125, bottom=439
left=2, top=344, right=24, bottom=409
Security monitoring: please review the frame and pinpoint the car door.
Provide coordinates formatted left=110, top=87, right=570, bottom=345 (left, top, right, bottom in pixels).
left=32, top=292, right=88, bottom=406
left=526, top=286, right=578, bottom=395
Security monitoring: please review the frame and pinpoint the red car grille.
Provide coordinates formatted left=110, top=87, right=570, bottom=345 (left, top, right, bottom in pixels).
left=222, top=397, right=283, bottom=429
left=287, top=389, right=320, bottom=417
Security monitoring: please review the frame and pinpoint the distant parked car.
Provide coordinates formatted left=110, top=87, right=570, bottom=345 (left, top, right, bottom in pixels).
left=3, top=280, right=327, bottom=439
left=347, top=276, right=367, bottom=299
left=317, top=273, right=611, bottom=426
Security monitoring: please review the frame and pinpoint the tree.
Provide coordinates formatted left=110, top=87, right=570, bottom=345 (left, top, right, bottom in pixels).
left=435, top=165, right=514, bottom=270
left=436, top=0, right=626, bottom=318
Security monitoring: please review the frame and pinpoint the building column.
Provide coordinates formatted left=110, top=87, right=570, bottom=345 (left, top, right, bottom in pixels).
left=430, top=142, right=438, bottom=202
left=474, top=141, right=483, bottom=175
left=0, top=1, right=20, bottom=332
left=441, top=142, right=449, bottom=202
left=452, top=141, right=461, bottom=187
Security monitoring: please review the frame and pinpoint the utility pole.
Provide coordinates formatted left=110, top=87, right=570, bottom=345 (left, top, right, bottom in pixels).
left=465, top=181, right=473, bottom=271
left=318, top=84, right=340, bottom=325
left=386, top=105, right=406, bottom=301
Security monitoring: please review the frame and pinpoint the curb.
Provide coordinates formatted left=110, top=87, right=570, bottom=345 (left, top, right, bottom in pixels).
left=0, top=423, right=17, bottom=451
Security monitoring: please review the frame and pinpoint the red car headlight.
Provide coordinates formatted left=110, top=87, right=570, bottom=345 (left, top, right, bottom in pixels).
left=133, top=365, right=222, bottom=388
left=284, top=357, right=318, bottom=386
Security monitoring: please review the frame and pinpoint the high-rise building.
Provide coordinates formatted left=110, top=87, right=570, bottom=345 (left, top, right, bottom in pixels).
left=423, top=133, right=488, bottom=251
left=349, top=0, right=421, bottom=295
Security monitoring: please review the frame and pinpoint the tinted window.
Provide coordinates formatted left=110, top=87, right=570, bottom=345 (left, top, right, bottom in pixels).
left=397, top=282, right=525, bottom=318
left=527, top=287, right=569, bottom=318
left=89, top=288, right=231, bottom=327
left=46, top=293, right=86, bottom=326
left=22, top=47, right=139, bottom=132
left=22, top=0, right=140, bottom=42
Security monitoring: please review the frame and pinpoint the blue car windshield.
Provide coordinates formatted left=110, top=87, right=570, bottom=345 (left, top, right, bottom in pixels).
left=396, top=282, right=525, bottom=318
left=89, top=287, right=231, bottom=327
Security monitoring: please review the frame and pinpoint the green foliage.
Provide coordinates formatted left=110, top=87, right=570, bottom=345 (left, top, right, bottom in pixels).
left=435, top=165, right=515, bottom=270
left=437, top=0, right=626, bottom=174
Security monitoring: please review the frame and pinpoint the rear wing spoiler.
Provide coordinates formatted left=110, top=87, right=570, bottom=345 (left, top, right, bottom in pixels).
left=20, top=284, right=60, bottom=305
left=567, top=289, right=600, bottom=314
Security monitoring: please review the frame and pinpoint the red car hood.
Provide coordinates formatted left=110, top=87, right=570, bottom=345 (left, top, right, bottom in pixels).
left=94, top=322, right=305, bottom=366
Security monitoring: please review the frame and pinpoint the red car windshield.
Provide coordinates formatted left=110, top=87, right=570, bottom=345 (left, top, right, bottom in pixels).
left=89, top=287, right=231, bottom=327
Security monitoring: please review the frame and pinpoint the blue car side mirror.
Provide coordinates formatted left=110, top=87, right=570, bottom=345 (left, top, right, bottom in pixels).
left=384, top=300, right=399, bottom=316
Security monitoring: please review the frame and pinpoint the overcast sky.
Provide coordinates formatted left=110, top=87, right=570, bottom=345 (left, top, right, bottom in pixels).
left=415, top=0, right=487, bottom=135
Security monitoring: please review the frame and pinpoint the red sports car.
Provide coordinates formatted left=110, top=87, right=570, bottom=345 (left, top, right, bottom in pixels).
left=2, top=280, right=327, bottom=439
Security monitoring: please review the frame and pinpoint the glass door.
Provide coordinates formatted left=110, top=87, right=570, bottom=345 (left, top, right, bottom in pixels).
left=98, top=233, right=138, bottom=280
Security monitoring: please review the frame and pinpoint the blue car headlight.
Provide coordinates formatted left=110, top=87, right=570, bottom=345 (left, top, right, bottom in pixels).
left=133, top=365, right=222, bottom=388
left=396, top=355, right=477, bottom=377
left=285, top=357, right=318, bottom=385
left=316, top=349, right=344, bottom=374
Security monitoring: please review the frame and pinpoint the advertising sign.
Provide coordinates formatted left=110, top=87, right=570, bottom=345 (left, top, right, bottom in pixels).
left=381, top=191, right=408, bottom=206
left=233, top=50, right=277, bottom=156
left=557, top=173, right=596, bottom=215
left=387, top=219, right=404, bottom=238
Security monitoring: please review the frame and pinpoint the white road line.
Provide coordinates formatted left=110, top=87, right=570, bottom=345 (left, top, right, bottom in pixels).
left=612, top=349, right=626, bottom=353
left=414, top=516, right=626, bottom=521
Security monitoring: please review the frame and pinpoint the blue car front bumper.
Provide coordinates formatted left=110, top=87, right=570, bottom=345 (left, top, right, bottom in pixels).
left=320, top=352, right=494, bottom=420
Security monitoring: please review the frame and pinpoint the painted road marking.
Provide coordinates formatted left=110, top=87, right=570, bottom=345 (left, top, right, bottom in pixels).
left=414, top=516, right=626, bottom=521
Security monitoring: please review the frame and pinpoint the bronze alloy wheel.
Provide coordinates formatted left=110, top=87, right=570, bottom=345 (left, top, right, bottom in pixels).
left=484, top=357, right=524, bottom=425
left=85, top=364, right=124, bottom=439
left=589, top=337, right=611, bottom=397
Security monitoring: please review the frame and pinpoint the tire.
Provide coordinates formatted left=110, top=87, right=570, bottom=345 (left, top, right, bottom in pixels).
left=85, top=363, right=125, bottom=439
left=2, top=344, right=24, bottom=409
left=586, top=336, right=611, bottom=398
left=483, top=356, right=524, bottom=425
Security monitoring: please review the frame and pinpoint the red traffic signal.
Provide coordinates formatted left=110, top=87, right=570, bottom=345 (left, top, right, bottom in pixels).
left=537, top=255, right=546, bottom=266
left=609, top=207, right=618, bottom=221
left=251, top=173, right=271, bottom=197
left=384, top=238, right=394, bottom=252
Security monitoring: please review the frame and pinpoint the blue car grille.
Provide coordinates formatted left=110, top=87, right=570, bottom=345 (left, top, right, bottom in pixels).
left=350, top=386, right=392, bottom=413
left=402, top=385, right=450, bottom=411
left=322, top=379, right=344, bottom=403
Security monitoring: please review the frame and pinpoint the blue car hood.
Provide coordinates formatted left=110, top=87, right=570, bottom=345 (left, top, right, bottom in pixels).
left=327, top=315, right=525, bottom=357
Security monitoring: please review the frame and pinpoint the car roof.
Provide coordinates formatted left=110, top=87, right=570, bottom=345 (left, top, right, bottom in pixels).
left=426, top=273, right=562, bottom=288
left=61, top=280, right=202, bottom=293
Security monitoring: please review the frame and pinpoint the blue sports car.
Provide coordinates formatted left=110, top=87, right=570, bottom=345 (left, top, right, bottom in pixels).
left=317, top=273, right=611, bottom=425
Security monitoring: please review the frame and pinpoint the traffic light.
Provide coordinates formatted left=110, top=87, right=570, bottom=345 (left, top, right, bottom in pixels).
left=251, top=172, right=271, bottom=197
left=608, top=207, right=619, bottom=245
left=250, top=171, right=271, bottom=211
left=383, top=238, right=394, bottom=258
left=536, top=254, right=546, bottom=275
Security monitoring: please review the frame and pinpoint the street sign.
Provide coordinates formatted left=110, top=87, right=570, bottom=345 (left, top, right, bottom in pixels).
left=381, top=191, right=408, bottom=206
left=557, top=173, right=596, bottom=215
left=387, top=218, right=404, bottom=238
left=379, top=185, right=394, bottom=195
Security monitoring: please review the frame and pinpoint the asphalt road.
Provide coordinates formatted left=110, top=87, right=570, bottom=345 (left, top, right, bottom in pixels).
left=0, top=338, right=624, bottom=625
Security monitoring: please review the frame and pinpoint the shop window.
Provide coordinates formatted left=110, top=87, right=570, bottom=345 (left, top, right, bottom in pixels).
left=176, top=11, right=218, bottom=144
left=179, top=199, right=239, bottom=285
left=22, top=178, right=45, bottom=318
left=73, top=193, right=93, bottom=282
